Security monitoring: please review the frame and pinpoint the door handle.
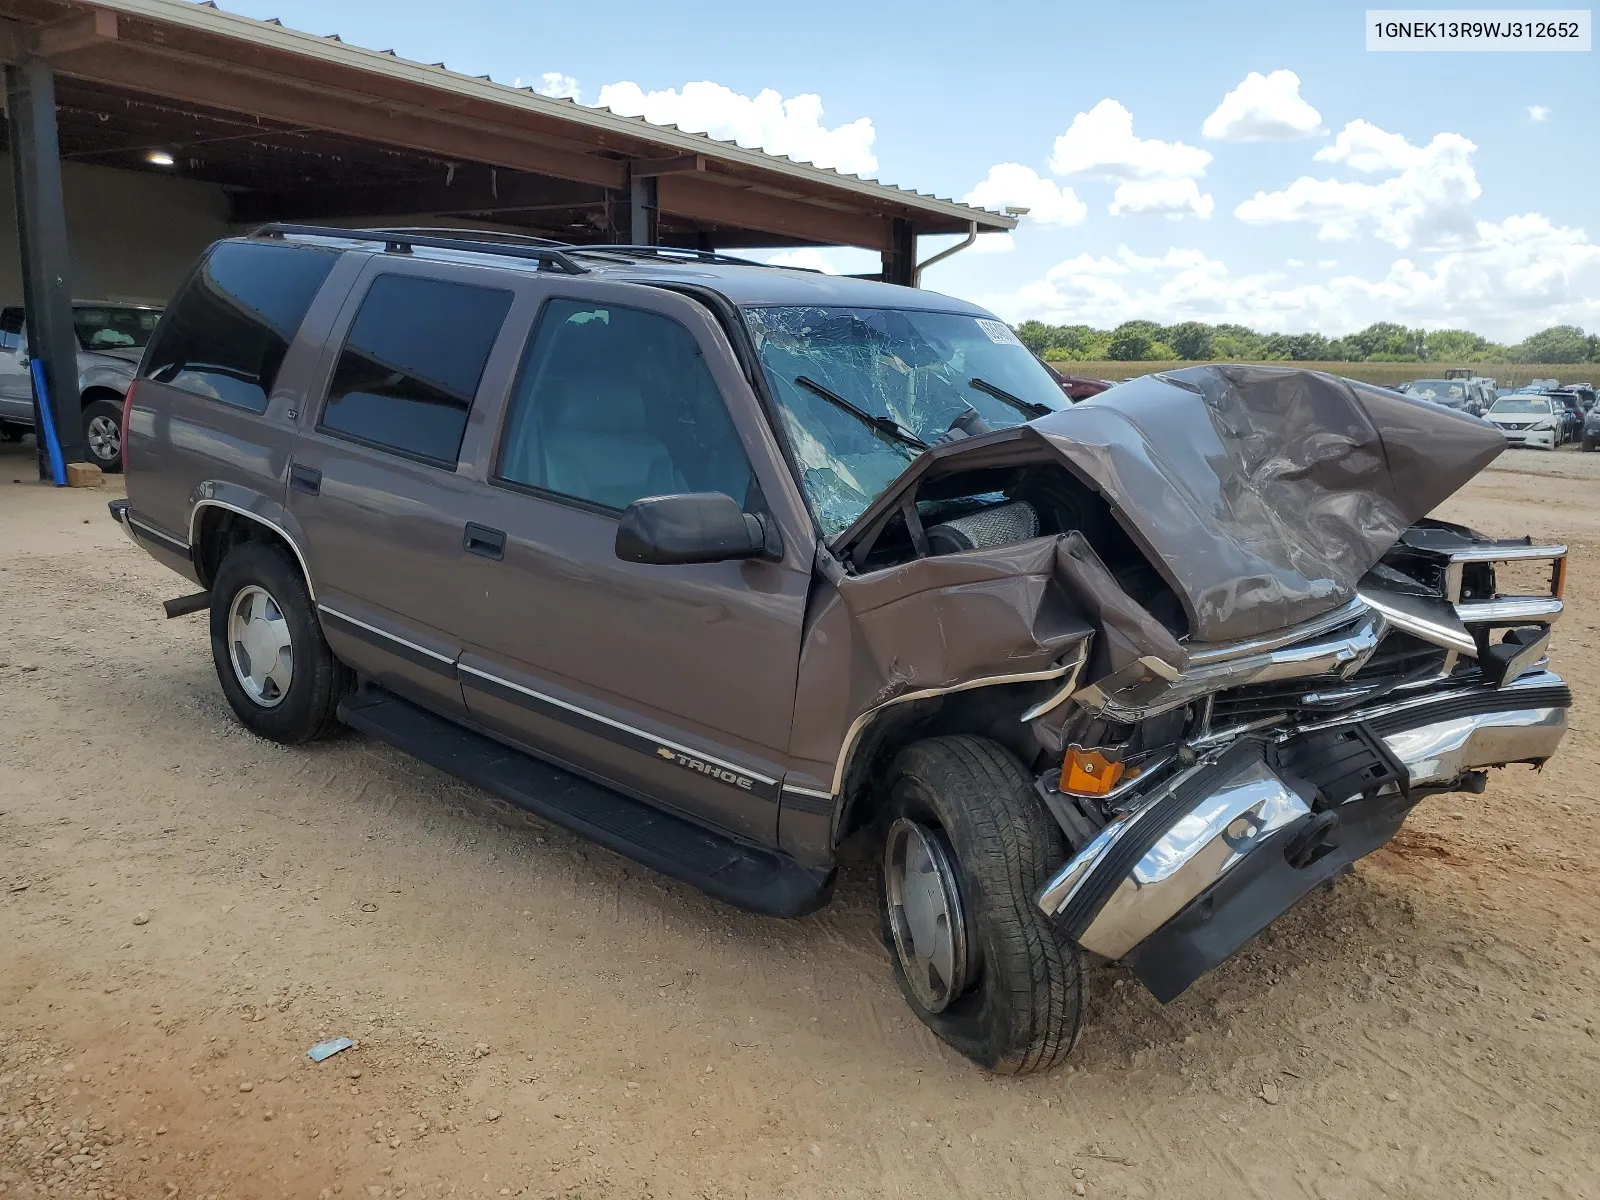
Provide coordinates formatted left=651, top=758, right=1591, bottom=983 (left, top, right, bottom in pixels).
left=289, top=463, right=322, bottom=495
left=464, top=523, right=506, bottom=561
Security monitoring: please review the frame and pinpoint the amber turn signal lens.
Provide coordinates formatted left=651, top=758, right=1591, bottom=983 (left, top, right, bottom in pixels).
left=1059, top=747, right=1126, bottom=797
left=1551, top=556, right=1567, bottom=599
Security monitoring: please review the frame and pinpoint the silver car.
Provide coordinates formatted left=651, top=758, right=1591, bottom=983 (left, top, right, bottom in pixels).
left=0, top=302, right=163, bottom=472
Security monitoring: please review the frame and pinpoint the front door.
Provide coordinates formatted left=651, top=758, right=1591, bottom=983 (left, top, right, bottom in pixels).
left=286, top=258, right=527, bottom=717
left=0, top=309, right=33, bottom=424
left=453, top=283, right=815, bottom=845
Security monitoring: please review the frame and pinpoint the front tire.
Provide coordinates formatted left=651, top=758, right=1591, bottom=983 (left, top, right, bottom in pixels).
left=81, top=398, right=124, bottom=473
left=209, top=541, right=350, bottom=743
left=878, top=736, right=1086, bottom=1074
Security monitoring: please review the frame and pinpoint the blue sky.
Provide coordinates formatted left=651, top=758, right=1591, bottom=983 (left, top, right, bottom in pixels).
left=216, top=0, right=1597, bottom=340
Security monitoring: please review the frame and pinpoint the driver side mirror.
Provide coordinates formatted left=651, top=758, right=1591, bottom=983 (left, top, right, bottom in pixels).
left=615, top=492, right=782, bottom=565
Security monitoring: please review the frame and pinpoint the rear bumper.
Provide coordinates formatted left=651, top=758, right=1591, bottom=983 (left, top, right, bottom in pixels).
left=1037, top=670, right=1570, bottom=1001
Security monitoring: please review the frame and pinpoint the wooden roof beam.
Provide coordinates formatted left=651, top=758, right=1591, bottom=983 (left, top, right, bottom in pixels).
left=657, top=173, right=889, bottom=251
left=230, top=170, right=603, bottom=223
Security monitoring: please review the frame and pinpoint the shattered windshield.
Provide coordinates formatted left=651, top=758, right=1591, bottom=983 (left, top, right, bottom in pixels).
left=743, top=305, right=1068, bottom=536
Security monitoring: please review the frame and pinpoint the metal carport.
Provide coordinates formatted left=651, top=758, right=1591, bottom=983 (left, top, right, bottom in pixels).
left=0, top=0, right=1012, bottom=474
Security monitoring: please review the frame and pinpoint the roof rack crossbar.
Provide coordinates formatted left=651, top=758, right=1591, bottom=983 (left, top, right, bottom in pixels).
left=362, top=225, right=575, bottom=249
left=251, top=223, right=589, bottom=274
left=568, top=244, right=808, bottom=270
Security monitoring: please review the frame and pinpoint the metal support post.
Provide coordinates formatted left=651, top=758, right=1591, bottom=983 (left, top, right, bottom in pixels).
left=5, top=56, right=82, bottom=475
left=629, top=171, right=659, bottom=246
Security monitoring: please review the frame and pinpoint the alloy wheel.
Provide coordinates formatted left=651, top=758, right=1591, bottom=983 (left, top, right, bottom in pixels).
left=884, top=817, right=973, bottom=1012
left=85, top=413, right=120, bottom=463
left=227, top=585, right=294, bottom=708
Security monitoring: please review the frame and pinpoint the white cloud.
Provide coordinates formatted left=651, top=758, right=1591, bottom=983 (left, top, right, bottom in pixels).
left=962, top=163, right=1087, bottom=226
left=1286, top=258, right=1306, bottom=267
left=1110, top=178, right=1214, bottom=219
left=970, top=213, right=1600, bottom=343
left=1049, top=99, right=1212, bottom=180
left=535, top=72, right=581, bottom=100
left=1202, top=70, right=1322, bottom=141
left=1236, top=122, right=1481, bottom=247
left=1528, top=104, right=1550, bottom=122
left=594, top=81, right=877, bottom=176
left=1318, top=259, right=1338, bottom=268
left=1313, top=119, right=1424, bottom=172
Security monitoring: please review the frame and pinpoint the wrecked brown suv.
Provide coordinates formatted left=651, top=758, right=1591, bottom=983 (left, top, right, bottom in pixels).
left=112, top=226, right=1571, bottom=1074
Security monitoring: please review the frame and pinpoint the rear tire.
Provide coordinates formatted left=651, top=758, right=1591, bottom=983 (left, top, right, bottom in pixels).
left=1584, top=438, right=1596, bottom=453
left=877, top=735, right=1086, bottom=1074
left=209, top=541, right=350, bottom=743
left=81, top=398, right=124, bottom=473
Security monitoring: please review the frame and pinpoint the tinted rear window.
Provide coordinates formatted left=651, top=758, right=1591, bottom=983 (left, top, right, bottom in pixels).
left=143, top=241, right=338, bottom=413
left=318, top=274, right=513, bottom=466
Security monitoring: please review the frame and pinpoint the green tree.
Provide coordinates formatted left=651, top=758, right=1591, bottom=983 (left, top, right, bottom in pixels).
left=1164, top=321, right=1215, bottom=360
left=1342, top=322, right=1422, bottom=360
left=1015, top=320, right=1058, bottom=356
left=1107, top=325, right=1154, bottom=361
left=1424, top=329, right=1490, bottom=362
left=1509, top=325, right=1591, bottom=364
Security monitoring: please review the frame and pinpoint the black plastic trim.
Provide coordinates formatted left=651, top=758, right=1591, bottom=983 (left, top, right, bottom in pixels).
left=1128, top=789, right=1417, bottom=1002
left=123, top=508, right=192, bottom=559
left=1366, top=683, right=1572, bottom=734
left=338, top=687, right=830, bottom=917
left=317, top=607, right=457, bottom=677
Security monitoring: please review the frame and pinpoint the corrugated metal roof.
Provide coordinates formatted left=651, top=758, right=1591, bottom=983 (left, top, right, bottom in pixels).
left=86, top=0, right=1015, bottom=232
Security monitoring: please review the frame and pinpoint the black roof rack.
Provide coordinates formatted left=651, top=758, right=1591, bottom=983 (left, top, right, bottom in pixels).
left=363, top=225, right=574, bottom=249
left=250, top=223, right=589, bottom=274
left=566, top=244, right=815, bottom=271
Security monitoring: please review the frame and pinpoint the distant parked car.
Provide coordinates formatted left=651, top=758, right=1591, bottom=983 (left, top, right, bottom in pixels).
left=1583, top=405, right=1600, bottom=452
left=1050, top=372, right=1113, bottom=401
left=0, top=301, right=163, bottom=472
left=1485, top=394, right=1562, bottom=450
left=1547, top=391, right=1585, bottom=444
left=1398, top=378, right=1474, bottom=413
left=1553, top=384, right=1596, bottom=412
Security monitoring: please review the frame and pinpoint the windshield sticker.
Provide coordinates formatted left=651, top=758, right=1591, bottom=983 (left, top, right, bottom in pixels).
left=977, top=319, right=1022, bottom=347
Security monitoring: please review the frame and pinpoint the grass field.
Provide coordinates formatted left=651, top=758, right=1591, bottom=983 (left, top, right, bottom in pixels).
left=1051, top=361, right=1600, bottom=388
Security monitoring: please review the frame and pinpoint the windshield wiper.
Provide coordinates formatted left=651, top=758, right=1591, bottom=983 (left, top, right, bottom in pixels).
left=969, top=376, right=1053, bottom=419
left=795, top=375, right=928, bottom=452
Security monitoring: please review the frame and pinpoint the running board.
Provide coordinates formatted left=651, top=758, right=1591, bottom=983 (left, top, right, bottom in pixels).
left=338, top=688, right=833, bottom=918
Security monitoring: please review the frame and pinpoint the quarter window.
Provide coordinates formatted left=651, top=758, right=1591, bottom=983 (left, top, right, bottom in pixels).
left=319, top=274, right=513, bottom=466
left=496, top=299, right=753, bottom=512
left=142, top=241, right=338, bottom=413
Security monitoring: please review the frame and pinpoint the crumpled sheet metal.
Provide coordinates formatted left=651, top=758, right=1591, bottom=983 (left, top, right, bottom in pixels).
left=1031, top=365, right=1506, bottom=643
left=787, top=536, right=1093, bottom=777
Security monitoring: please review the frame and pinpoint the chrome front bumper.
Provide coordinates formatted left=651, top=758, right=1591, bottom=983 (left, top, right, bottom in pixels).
left=1037, top=670, right=1570, bottom=999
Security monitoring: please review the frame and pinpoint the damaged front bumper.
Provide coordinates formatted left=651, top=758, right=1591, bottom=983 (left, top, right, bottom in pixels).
left=1036, top=668, right=1570, bottom=1002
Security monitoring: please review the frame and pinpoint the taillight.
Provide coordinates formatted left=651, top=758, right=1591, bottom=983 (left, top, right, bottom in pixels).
left=120, top=380, right=137, bottom=471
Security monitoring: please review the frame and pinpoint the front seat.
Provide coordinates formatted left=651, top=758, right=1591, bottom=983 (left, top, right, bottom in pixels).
left=542, top=371, right=685, bottom=511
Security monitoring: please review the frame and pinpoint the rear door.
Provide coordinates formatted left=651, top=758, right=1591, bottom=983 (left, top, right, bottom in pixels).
left=286, top=257, right=529, bottom=717
left=453, top=281, right=816, bottom=844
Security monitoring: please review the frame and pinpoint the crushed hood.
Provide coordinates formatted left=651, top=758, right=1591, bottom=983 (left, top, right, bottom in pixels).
left=836, top=364, right=1506, bottom=645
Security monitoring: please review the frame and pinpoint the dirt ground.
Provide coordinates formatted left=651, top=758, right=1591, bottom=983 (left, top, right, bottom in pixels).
left=2, top=439, right=1597, bottom=1200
